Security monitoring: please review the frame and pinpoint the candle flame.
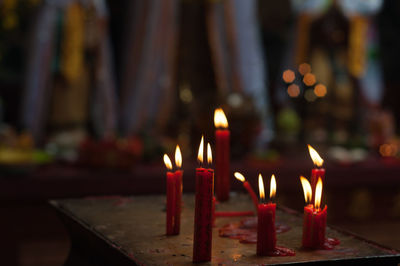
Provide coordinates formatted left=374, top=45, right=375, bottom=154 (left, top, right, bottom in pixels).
left=214, top=108, right=228, bottom=128
left=207, top=142, right=212, bottom=165
left=175, top=145, right=182, bottom=168
left=314, top=177, right=323, bottom=210
left=300, top=176, right=312, bottom=204
left=197, top=136, right=204, bottom=164
left=270, top=174, right=276, bottom=199
left=258, top=174, right=265, bottom=201
left=308, top=144, right=324, bottom=167
left=163, top=154, right=173, bottom=170
left=234, top=172, right=245, bottom=182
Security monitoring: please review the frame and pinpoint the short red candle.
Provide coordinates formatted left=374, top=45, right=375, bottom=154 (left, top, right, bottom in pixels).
left=166, top=171, right=176, bottom=235
left=173, top=170, right=183, bottom=234
left=214, top=108, right=230, bottom=202
left=311, top=168, right=325, bottom=204
left=257, top=202, right=276, bottom=255
left=193, top=168, right=214, bottom=263
left=302, top=205, right=327, bottom=248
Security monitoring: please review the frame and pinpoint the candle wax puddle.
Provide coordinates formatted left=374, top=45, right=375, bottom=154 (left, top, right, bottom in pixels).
left=219, top=217, right=290, bottom=244
left=303, top=238, right=341, bottom=250
left=263, top=246, right=296, bottom=257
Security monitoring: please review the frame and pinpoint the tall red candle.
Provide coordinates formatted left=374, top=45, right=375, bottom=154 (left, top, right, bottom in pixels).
left=173, top=145, right=183, bottom=235
left=235, top=172, right=259, bottom=209
left=308, top=145, right=325, bottom=203
left=300, top=176, right=328, bottom=249
left=193, top=138, right=214, bottom=263
left=163, top=155, right=176, bottom=235
left=214, top=108, right=230, bottom=201
left=257, top=174, right=277, bottom=255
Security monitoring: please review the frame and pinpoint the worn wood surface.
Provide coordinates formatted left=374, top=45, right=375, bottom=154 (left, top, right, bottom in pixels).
left=51, top=194, right=400, bottom=265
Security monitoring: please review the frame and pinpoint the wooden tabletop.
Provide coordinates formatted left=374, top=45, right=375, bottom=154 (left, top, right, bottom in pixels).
left=51, top=194, right=400, bottom=265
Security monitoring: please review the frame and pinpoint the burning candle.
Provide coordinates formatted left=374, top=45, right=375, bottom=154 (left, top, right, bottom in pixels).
left=308, top=145, right=325, bottom=204
left=173, top=145, right=183, bottom=234
left=193, top=137, right=214, bottom=263
left=163, top=154, right=176, bottom=235
left=300, top=176, right=327, bottom=249
left=234, top=172, right=259, bottom=209
left=257, top=174, right=277, bottom=255
left=214, top=108, right=230, bottom=201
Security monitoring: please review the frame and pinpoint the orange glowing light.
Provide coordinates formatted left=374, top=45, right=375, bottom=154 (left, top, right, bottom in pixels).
left=314, top=83, right=327, bottom=97
left=197, top=136, right=204, bottom=164
left=379, top=143, right=398, bottom=157
left=300, top=176, right=312, bottom=204
left=234, top=172, right=245, bottom=182
left=303, top=73, right=316, bottom=86
left=287, top=84, right=300, bottom=97
left=163, top=154, right=173, bottom=170
left=298, top=63, right=311, bottom=76
left=308, top=144, right=324, bottom=167
left=314, top=178, right=323, bottom=210
left=270, top=174, right=276, bottom=199
left=283, top=70, right=296, bottom=83
left=175, top=145, right=182, bottom=168
left=207, top=142, right=212, bottom=165
left=214, top=108, right=228, bottom=128
left=258, top=174, right=265, bottom=201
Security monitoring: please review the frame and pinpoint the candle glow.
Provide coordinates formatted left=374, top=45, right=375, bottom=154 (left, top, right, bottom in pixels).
left=207, top=143, right=212, bottom=165
left=308, top=144, right=324, bottom=167
left=300, top=176, right=312, bottom=204
left=197, top=136, right=204, bottom=163
left=234, top=172, right=245, bottom=182
left=270, top=175, right=276, bottom=199
left=163, top=154, right=173, bottom=170
left=258, top=174, right=265, bottom=201
left=314, top=178, right=323, bottom=210
left=175, top=145, right=182, bottom=168
left=214, top=108, right=228, bottom=129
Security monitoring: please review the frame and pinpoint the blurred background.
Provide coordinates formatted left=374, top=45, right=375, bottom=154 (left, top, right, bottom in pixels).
left=1, top=0, right=400, bottom=265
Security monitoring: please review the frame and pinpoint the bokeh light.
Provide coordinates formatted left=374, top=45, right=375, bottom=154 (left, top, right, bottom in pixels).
left=314, top=83, right=327, bottom=97
left=287, top=84, right=300, bottom=97
left=379, top=143, right=398, bottom=157
left=304, top=89, right=317, bottom=102
left=298, top=63, right=311, bottom=76
left=282, top=69, right=295, bottom=83
left=303, top=73, right=316, bottom=86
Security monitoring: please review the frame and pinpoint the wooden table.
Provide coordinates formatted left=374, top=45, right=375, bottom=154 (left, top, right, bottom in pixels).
left=51, top=194, right=400, bottom=265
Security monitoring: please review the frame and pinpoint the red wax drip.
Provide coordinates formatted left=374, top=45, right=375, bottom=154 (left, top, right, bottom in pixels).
left=243, top=181, right=259, bottom=209
left=215, top=211, right=255, bottom=217
left=215, top=129, right=230, bottom=201
left=173, top=170, right=183, bottom=234
left=166, top=172, right=176, bottom=235
left=311, top=168, right=325, bottom=203
left=257, top=203, right=276, bottom=255
left=219, top=217, right=291, bottom=244
left=193, top=168, right=214, bottom=263
left=263, top=246, right=296, bottom=256
left=302, top=205, right=333, bottom=249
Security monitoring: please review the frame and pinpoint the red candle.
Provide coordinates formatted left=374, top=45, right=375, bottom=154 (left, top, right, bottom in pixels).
left=173, top=145, right=183, bottom=234
left=300, top=176, right=327, bottom=249
left=193, top=137, right=214, bottom=263
left=163, top=154, right=176, bottom=235
left=308, top=145, right=325, bottom=203
left=257, top=174, right=277, bottom=256
left=214, top=108, right=230, bottom=201
left=234, top=172, right=259, bottom=209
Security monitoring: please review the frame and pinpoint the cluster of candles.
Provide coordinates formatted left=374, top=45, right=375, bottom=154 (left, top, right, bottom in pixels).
left=163, top=108, right=334, bottom=262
